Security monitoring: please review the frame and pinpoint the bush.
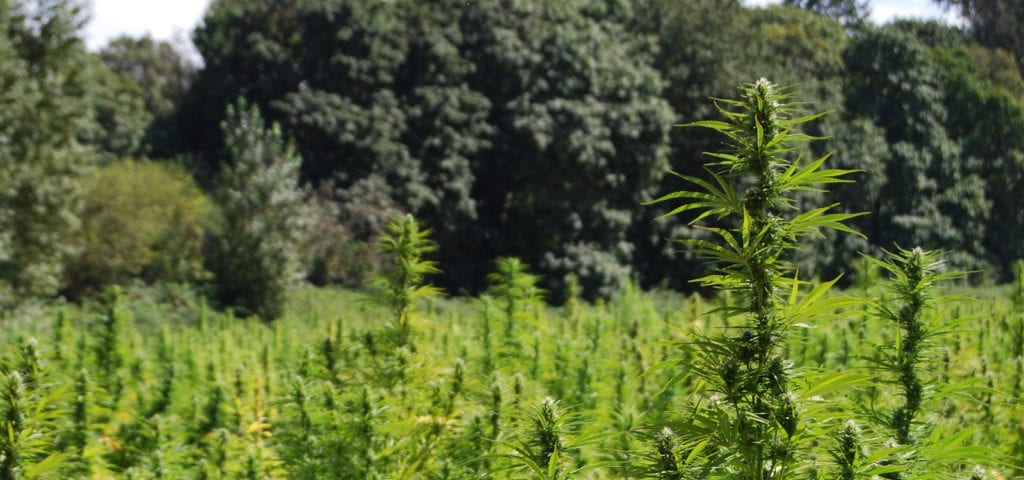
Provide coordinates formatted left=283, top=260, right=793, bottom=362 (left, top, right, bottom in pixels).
left=66, top=159, right=209, bottom=298
left=304, top=180, right=391, bottom=287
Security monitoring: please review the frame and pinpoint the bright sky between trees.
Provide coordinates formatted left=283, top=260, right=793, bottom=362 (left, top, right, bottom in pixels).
left=83, top=0, right=211, bottom=50
left=82, top=0, right=961, bottom=53
left=744, top=0, right=962, bottom=24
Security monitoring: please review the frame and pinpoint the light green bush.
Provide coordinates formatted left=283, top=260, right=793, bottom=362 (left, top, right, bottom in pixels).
left=66, top=159, right=209, bottom=297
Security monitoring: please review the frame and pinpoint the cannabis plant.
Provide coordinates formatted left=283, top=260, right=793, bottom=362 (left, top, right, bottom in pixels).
left=650, top=78, right=861, bottom=479
left=867, top=246, right=990, bottom=477
left=368, top=214, right=442, bottom=352
left=501, top=397, right=601, bottom=480
left=0, top=338, right=69, bottom=479
left=485, top=257, right=544, bottom=362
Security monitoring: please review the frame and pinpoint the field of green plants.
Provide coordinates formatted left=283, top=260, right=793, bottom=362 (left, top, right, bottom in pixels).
left=5, top=1, right=1024, bottom=477
left=0, top=271, right=1020, bottom=479
left=2, top=80, right=1023, bottom=480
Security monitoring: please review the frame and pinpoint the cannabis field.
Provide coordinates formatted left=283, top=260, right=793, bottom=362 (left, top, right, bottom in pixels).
left=0, top=275, right=1021, bottom=479
left=5, top=1, right=1024, bottom=475
left=3, top=80, right=1023, bottom=480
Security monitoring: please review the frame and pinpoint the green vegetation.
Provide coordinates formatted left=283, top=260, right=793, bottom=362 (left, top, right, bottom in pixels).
left=67, top=160, right=209, bottom=298
left=0, top=278, right=1016, bottom=478
left=0, top=75, right=1012, bottom=479
left=2, top=0, right=1024, bottom=477
left=650, top=79, right=861, bottom=479
left=204, top=100, right=310, bottom=321
left=2, top=0, right=1024, bottom=307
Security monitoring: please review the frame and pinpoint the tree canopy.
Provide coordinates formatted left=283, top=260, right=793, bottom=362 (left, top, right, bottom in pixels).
left=3, top=0, right=1024, bottom=308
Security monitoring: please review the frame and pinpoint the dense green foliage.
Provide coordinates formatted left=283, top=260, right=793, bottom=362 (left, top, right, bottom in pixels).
left=170, top=0, right=1024, bottom=300
left=66, top=160, right=209, bottom=298
left=97, top=34, right=195, bottom=158
left=937, top=0, right=1024, bottom=75
left=1, top=1, right=1022, bottom=475
left=2, top=0, right=1024, bottom=309
left=0, top=278, right=1015, bottom=478
left=1, top=70, right=1011, bottom=478
left=0, top=0, right=94, bottom=305
left=783, top=0, right=870, bottom=30
left=183, top=0, right=673, bottom=299
left=204, top=100, right=310, bottom=321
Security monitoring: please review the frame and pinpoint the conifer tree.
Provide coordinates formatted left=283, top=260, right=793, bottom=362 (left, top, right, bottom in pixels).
left=206, top=99, right=309, bottom=321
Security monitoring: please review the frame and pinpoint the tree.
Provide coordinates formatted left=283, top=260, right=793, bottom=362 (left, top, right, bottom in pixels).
left=936, top=0, right=1024, bottom=75
left=187, top=0, right=492, bottom=291
left=99, top=34, right=197, bottom=157
left=844, top=25, right=990, bottom=271
left=463, top=0, right=673, bottom=299
left=81, top=55, right=152, bottom=160
left=100, top=35, right=194, bottom=119
left=934, top=42, right=1024, bottom=278
left=810, top=115, right=890, bottom=278
left=0, top=0, right=95, bottom=306
left=185, top=0, right=673, bottom=299
left=628, top=0, right=754, bottom=290
left=393, top=0, right=493, bottom=290
left=181, top=0, right=302, bottom=173
left=783, top=0, right=870, bottom=31
left=205, top=100, right=309, bottom=320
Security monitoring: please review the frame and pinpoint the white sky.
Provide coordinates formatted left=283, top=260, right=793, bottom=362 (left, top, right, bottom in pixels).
left=83, top=0, right=211, bottom=51
left=81, top=0, right=962, bottom=53
left=745, top=0, right=963, bottom=24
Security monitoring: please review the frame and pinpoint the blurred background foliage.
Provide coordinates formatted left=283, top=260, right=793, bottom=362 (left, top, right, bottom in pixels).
left=2, top=0, right=1024, bottom=315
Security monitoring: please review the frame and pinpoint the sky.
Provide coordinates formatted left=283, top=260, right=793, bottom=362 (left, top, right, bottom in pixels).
left=83, top=0, right=211, bottom=51
left=745, top=0, right=963, bottom=24
left=81, top=0, right=962, bottom=53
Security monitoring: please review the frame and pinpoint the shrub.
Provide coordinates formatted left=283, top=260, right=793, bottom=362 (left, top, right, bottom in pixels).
left=303, top=180, right=389, bottom=287
left=66, top=159, right=209, bottom=298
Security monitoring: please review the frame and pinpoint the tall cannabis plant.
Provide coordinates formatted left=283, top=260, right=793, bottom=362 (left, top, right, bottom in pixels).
left=486, top=257, right=544, bottom=362
left=368, top=214, right=441, bottom=352
left=867, top=246, right=988, bottom=478
left=872, top=247, right=956, bottom=447
left=650, top=79, right=861, bottom=479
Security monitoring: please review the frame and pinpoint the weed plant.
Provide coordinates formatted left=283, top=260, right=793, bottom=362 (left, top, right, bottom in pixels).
left=864, top=247, right=999, bottom=478
left=650, top=78, right=861, bottom=479
left=367, top=213, right=441, bottom=353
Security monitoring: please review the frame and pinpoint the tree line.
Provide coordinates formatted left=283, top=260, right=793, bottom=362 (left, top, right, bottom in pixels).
left=2, top=0, right=1024, bottom=318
